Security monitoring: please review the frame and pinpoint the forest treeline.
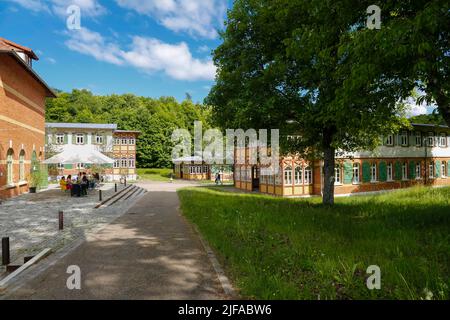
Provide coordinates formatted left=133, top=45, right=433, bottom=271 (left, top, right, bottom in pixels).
left=45, top=89, right=211, bottom=168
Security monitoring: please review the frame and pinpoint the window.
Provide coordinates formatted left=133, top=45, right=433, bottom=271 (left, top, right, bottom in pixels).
left=114, top=159, right=120, bottom=168
left=415, top=163, right=421, bottom=180
left=335, top=166, right=341, bottom=184
left=128, top=138, right=135, bottom=145
left=96, top=135, right=104, bottom=144
left=415, top=132, right=422, bottom=147
left=115, top=138, right=121, bottom=145
left=19, top=150, right=25, bottom=181
left=121, top=158, right=128, bottom=168
left=76, top=134, right=84, bottom=145
left=284, top=166, right=292, bottom=185
left=353, top=163, right=360, bottom=184
left=121, top=138, right=128, bottom=145
left=387, top=163, right=393, bottom=181
left=427, top=132, right=434, bottom=147
left=58, top=163, right=65, bottom=170
left=402, top=162, right=408, bottom=180
left=128, top=158, right=135, bottom=168
left=56, top=134, right=65, bottom=145
left=304, top=166, right=312, bottom=185
left=295, top=166, right=303, bottom=185
left=6, top=149, right=14, bottom=185
left=439, top=133, right=447, bottom=147
left=429, top=162, right=434, bottom=179
left=385, top=135, right=394, bottom=146
left=400, top=131, right=408, bottom=146
left=76, top=163, right=85, bottom=170
left=441, top=162, right=447, bottom=178
left=371, top=163, right=377, bottom=182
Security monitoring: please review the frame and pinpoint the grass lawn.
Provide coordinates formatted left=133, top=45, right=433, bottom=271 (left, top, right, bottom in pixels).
left=178, top=186, right=450, bottom=300
left=137, top=168, right=173, bottom=181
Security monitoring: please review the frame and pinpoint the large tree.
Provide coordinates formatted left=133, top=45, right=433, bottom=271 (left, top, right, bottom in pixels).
left=346, top=1, right=450, bottom=126
left=206, top=0, right=409, bottom=205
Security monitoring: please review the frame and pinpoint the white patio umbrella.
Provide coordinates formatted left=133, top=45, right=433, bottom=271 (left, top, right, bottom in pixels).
left=43, top=145, right=114, bottom=165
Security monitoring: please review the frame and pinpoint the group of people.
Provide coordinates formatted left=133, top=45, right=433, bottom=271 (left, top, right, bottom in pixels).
left=59, top=172, right=101, bottom=197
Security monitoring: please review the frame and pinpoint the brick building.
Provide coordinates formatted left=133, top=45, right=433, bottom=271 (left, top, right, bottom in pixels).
left=45, top=123, right=140, bottom=181
left=234, top=123, right=450, bottom=196
left=0, top=38, right=55, bottom=199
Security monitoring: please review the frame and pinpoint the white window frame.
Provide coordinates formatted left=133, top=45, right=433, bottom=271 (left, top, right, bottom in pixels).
left=427, top=132, right=434, bottom=147
left=370, top=163, right=377, bottom=183
left=284, top=166, right=292, bottom=185
left=58, top=163, right=65, bottom=170
left=402, top=162, right=408, bottom=181
left=128, top=158, right=135, bottom=169
left=128, top=138, right=135, bottom=145
left=415, top=163, right=421, bottom=180
left=76, top=134, right=84, bottom=145
left=76, top=163, right=85, bottom=170
left=385, top=135, right=394, bottom=146
left=353, top=163, right=360, bottom=184
left=96, top=135, right=104, bottom=145
left=387, top=163, right=393, bottom=181
left=334, top=166, right=342, bottom=185
left=415, top=132, right=422, bottom=147
left=6, top=150, right=13, bottom=185
left=400, top=131, right=408, bottom=146
left=304, top=166, right=312, bottom=185
left=439, top=133, right=447, bottom=147
left=294, top=166, right=303, bottom=185
left=56, top=134, right=65, bottom=145
left=429, top=162, right=434, bottom=179
left=441, top=162, right=447, bottom=178
left=121, top=138, right=128, bottom=145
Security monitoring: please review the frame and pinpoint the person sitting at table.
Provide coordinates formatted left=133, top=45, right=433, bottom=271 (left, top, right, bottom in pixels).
left=66, top=175, right=73, bottom=191
left=59, top=176, right=67, bottom=192
left=81, top=174, right=89, bottom=196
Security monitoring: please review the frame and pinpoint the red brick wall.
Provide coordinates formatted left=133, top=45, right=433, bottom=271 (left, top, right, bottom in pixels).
left=0, top=55, right=46, bottom=199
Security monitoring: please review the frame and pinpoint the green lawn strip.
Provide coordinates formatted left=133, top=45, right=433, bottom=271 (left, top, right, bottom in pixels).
left=177, top=186, right=450, bottom=300
left=137, top=168, right=173, bottom=181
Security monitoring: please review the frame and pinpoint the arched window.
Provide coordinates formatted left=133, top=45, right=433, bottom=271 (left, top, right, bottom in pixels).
left=442, top=161, right=447, bottom=178
left=128, top=156, right=135, bottom=169
left=284, top=165, right=292, bottom=185
left=304, top=166, right=312, bottom=185
left=295, top=166, right=303, bottom=185
left=7, top=149, right=14, bottom=185
left=19, top=150, right=25, bottom=181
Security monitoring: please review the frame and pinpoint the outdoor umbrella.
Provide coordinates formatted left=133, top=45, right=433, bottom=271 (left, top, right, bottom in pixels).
left=43, top=145, right=114, bottom=165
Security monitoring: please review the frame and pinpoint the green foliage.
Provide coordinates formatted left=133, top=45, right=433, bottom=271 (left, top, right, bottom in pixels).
left=179, top=186, right=450, bottom=299
left=46, top=89, right=211, bottom=168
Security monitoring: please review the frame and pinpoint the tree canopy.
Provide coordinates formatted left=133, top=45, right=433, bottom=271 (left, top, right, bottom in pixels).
left=206, top=0, right=412, bottom=204
left=46, top=89, right=211, bottom=168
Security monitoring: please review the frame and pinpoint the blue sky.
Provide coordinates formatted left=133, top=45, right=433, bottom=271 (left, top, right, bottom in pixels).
left=0, top=0, right=232, bottom=103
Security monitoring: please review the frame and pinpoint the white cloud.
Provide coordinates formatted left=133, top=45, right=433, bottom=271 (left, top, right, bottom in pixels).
left=115, top=0, right=227, bottom=39
left=6, top=0, right=106, bottom=17
left=404, top=97, right=430, bottom=118
left=64, top=27, right=216, bottom=81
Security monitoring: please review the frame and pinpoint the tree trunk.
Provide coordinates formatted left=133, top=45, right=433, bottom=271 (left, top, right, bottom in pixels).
left=322, top=132, right=336, bottom=206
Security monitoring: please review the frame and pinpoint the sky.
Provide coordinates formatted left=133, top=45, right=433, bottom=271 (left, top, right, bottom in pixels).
left=0, top=0, right=232, bottom=103
left=0, top=0, right=433, bottom=115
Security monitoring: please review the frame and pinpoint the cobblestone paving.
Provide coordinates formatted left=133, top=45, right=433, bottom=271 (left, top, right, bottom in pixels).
left=0, top=184, right=131, bottom=267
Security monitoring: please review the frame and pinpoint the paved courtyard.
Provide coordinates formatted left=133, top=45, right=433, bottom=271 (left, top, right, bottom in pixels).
left=0, top=184, right=134, bottom=268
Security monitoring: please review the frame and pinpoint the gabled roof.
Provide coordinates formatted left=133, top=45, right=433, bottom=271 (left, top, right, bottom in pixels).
left=46, top=123, right=118, bottom=130
left=0, top=37, right=38, bottom=60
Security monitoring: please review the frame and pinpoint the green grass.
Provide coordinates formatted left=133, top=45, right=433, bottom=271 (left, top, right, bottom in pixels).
left=137, top=168, right=173, bottom=181
left=178, top=186, right=450, bottom=300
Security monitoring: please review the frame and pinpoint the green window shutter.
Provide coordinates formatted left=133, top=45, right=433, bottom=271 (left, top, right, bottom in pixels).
left=362, top=161, right=371, bottom=183
left=72, top=134, right=76, bottom=144
left=84, top=133, right=88, bottom=145
left=343, top=162, right=353, bottom=184
left=379, top=161, right=387, bottom=182
left=64, top=134, right=68, bottom=144
left=64, top=164, right=73, bottom=169
left=395, top=161, right=402, bottom=181
left=409, top=161, right=416, bottom=180
left=45, top=134, right=49, bottom=144
left=435, top=160, right=441, bottom=178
